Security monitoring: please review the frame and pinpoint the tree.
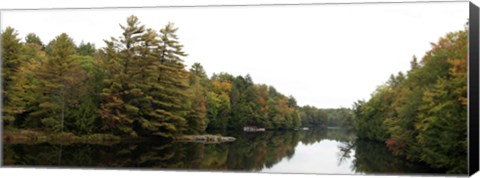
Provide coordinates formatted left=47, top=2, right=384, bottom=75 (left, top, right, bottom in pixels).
left=206, top=80, right=232, bottom=130
left=25, top=33, right=44, bottom=49
left=3, top=59, right=42, bottom=128
left=30, top=33, right=87, bottom=133
left=229, top=75, right=259, bottom=129
left=2, top=27, right=23, bottom=125
left=353, top=85, right=392, bottom=141
left=287, top=95, right=297, bottom=108
left=100, top=18, right=194, bottom=137
left=186, top=63, right=209, bottom=134
left=76, top=41, right=96, bottom=56
left=140, top=22, right=191, bottom=137
left=410, top=56, right=419, bottom=70
left=99, top=15, right=148, bottom=136
left=189, top=63, right=207, bottom=79
left=67, top=55, right=104, bottom=134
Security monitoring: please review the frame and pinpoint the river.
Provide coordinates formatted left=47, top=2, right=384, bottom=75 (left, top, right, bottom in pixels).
left=2, top=128, right=441, bottom=175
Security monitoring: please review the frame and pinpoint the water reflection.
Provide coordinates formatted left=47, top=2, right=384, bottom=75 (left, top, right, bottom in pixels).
left=350, top=139, right=439, bottom=174
left=3, top=129, right=440, bottom=174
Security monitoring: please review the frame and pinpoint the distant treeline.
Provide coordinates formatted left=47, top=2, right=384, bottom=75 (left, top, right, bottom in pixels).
left=1, top=15, right=353, bottom=139
left=299, top=106, right=354, bottom=129
left=353, top=29, right=467, bottom=173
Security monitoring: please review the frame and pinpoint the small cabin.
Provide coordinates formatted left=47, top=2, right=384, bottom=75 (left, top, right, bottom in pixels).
left=243, top=126, right=265, bottom=132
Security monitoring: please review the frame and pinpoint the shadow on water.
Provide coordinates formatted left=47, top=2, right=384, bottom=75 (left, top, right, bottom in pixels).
left=336, top=138, right=441, bottom=174
left=348, top=139, right=440, bottom=174
left=3, top=128, right=441, bottom=174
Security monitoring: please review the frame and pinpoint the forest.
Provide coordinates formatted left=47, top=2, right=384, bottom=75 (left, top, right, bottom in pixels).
left=1, top=15, right=352, bottom=141
left=353, top=28, right=468, bottom=173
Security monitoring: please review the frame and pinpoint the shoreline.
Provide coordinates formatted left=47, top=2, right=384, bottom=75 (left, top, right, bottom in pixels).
left=3, top=130, right=122, bottom=145
left=2, top=129, right=237, bottom=145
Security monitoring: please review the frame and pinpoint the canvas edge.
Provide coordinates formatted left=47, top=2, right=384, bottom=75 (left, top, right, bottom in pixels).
left=0, top=9, right=4, bottom=168
left=469, top=1, right=480, bottom=176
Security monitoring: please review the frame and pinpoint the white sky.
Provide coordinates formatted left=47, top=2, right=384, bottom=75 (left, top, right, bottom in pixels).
left=0, top=1, right=469, bottom=108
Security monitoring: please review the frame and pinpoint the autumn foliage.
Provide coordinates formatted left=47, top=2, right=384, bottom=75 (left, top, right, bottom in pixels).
left=354, top=29, right=468, bottom=173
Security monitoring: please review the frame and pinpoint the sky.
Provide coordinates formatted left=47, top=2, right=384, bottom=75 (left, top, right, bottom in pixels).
left=0, top=1, right=469, bottom=108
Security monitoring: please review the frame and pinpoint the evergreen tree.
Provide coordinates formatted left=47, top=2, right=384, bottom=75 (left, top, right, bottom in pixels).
left=410, top=56, right=419, bottom=70
left=144, top=22, right=191, bottom=137
left=3, top=59, right=42, bottom=128
left=186, top=63, right=209, bottom=133
left=30, top=33, right=87, bottom=133
left=76, top=41, right=96, bottom=56
left=2, top=27, right=23, bottom=124
left=25, top=33, right=44, bottom=49
left=99, top=15, right=147, bottom=136
left=189, top=63, right=207, bottom=79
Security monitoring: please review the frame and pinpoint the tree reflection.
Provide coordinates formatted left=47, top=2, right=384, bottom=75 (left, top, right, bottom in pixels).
left=3, top=129, right=440, bottom=174
left=4, top=131, right=316, bottom=170
left=336, top=139, right=441, bottom=174
left=337, top=141, right=354, bottom=166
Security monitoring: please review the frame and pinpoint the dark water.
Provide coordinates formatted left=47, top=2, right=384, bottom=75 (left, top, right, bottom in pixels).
left=3, top=129, right=441, bottom=174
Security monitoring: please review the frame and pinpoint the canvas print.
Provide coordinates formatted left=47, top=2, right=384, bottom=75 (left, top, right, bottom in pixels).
left=0, top=1, right=471, bottom=175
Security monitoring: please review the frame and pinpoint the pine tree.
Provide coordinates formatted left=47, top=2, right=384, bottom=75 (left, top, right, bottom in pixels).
left=1, top=27, right=23, bottom=124
left=186, top=63, right=208, bottom=134
left=3, top=59, right=42, bottom=128
left=99, top=15, right=146, bottom=136
left=30, top=33, right=87, bottom=133
left=185, top=80, right=208, bottom=134
left=76, top=41, right=96, bottom=56
left=100, top=17, right=192, bottom=138
left=25, top=33, right=44, bottom=50
left=410, top=55, right=419, bottom=70
left=141, top=22, right=190, bottom=137
left=189, top=63, right=207, bottom=78
left=4, top=32, right=45, bottom=128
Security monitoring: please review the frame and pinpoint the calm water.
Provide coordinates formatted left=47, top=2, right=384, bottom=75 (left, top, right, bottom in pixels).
left=3, top=129, right=440, bottom=174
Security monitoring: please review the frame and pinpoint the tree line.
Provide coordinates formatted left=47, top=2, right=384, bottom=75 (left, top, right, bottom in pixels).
left=299, top=106, right=354, bottom=129
left=2, top=15, right=353, bottom=139
left=353, top=29, right=467, bottom=173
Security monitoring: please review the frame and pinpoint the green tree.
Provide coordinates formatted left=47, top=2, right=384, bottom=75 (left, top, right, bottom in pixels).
left=67, top=55, right=104, bottom=134
left=2, top=27, right=24, bottom=125
left=25, top=33, right=44, bottom=49
left=141, top=22, right=191, bottom=137
left=99, top=15, right=148, bottom=136
left=186, top=63, right=209, bottom=133
left=206, top=79, right=232, bottom=130
left=415, top=31, right=467, bottom=173
left=76, top=41, right=96, bottom=56
left=30, top=33, right=87, bottom=133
